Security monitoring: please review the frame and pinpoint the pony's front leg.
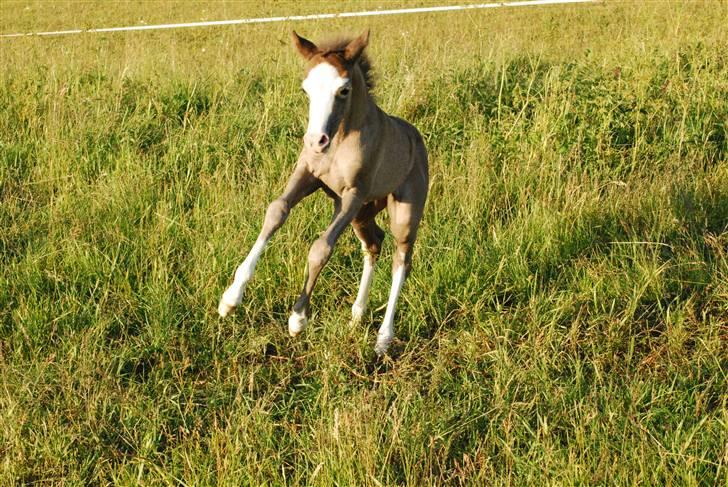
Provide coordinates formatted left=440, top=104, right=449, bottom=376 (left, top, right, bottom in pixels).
left=218, top=163, right=319, bottom=317
left=288, top=188, right=364, bottom=336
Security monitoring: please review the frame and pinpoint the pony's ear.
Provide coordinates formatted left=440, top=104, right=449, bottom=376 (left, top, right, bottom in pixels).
left=292, top=31, right=318, bottom=59
left=344, top=29, right=370, bottom=62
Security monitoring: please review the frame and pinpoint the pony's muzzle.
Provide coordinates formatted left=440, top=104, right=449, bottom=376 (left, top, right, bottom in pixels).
left=304, top=132, right=330, bottom=152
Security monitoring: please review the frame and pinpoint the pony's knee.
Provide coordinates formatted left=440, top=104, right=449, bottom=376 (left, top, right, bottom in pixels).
left=362, top=238, right=382, bottom=258
left=369, top=227, right=385, bottom=256
left=263, top=198, right=289, bottom=233
left=308, top=237, right=332, bottom=272
left=353, top=222, right=384, bottom=258
left=390, top=220, right=415, bottom=244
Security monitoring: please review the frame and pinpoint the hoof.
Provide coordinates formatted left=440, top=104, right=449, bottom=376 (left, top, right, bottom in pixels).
left=374, top=334, right=392, bottom=356
left=351, top=304, right=365, bottom=325
left=218, top=298, right=237, bottom=318
left=219, top=285, right=244, bottom=318
left=288, top=311, right=308, bottom=337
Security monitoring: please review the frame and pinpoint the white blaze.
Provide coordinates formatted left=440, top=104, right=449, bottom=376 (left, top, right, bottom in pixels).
left=302, top=63, right=348, bottom=136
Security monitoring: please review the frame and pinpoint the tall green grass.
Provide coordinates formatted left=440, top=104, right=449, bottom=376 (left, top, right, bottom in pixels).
left=1, top=1, right=726, bottom=484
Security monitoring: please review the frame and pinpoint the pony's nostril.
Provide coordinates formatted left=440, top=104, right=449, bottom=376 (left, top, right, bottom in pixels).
left=304, top=133, right=330, bottom=151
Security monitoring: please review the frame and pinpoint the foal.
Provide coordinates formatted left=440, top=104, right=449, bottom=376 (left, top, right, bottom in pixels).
left=218, top=30, right=428, bottom=355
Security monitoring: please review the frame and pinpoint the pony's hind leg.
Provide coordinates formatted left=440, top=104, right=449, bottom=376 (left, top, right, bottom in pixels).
left=375, top=186, right=426, bottom=356
left=218, top=162, right=319, bottom=317
left=350, top=201, right=386, bottom=323
left=375, top=238, right=410, bottom=355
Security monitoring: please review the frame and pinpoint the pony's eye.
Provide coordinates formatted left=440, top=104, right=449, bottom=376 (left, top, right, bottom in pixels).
left=338, top=86, right=351, bottom=97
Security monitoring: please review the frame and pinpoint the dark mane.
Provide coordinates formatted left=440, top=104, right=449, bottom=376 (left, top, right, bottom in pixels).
left=318, top=36, right=375, bottom=91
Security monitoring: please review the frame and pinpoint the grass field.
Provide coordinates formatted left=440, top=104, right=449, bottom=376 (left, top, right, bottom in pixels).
left=1, top=0, right=727, bottom=484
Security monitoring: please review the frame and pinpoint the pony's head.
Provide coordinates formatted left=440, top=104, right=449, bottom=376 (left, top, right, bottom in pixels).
left=292, top=30, right=370, bottom=153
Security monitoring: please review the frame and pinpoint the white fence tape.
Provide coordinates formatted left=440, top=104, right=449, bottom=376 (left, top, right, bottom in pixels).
left=1, top=0, right=597, bottom=38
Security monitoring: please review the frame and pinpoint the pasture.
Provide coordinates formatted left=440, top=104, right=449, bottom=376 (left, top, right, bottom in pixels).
left=1, top=0, right=726, bottom=484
